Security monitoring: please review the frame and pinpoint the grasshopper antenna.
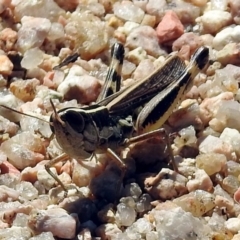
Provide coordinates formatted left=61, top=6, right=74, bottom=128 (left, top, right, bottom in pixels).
left=49, top=99, right=65, bottom=126
left=0, top=104, right=52, bottom=125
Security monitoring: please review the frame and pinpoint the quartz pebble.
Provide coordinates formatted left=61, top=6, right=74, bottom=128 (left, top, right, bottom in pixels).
left=10, top=78, right=40, bottom=102
left=29, top=232, right=55, bottom=240
left=196, top=153, right=227, bottom=176
left=126, top=25, right=167, bottom=57
left=21, top=48, right=44, bottom=69
left=113, top=1, right=145, bottom=23
left=173, top=190, right=215, bottom=217
left=115, top=202, right=136, bottom=227
left=28, top=208, right=77, bottom=239
left=196, top=10, right=232, bottom=34
left=150, top=207, right=211, bottom=239
left=0, top=55, right=13, bottom=75
left=187, top=169, right=213, bottom=192
left=57, top=72, right=101, bottom=104
left=13, top=0, right=65, bottom=22
left=17, top=16, right=51, bottom=52
left=0, top=131, right=45, bottom=170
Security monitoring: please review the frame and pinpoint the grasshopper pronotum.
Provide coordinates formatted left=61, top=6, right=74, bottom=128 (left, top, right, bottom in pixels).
left=0, top=43, right=209, bottom=198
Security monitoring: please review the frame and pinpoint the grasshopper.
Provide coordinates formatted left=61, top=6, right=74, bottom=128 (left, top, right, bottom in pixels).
left=0, top=43, right=209, bottom=197
left=45, top=43, right=209, bottom=195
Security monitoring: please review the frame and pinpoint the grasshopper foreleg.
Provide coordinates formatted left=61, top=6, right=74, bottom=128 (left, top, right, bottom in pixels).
left=45, top=153, right=78, bottom=198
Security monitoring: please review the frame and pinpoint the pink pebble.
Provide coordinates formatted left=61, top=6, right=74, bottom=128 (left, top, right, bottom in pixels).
left=156, top=10, right=184, bottom=43
left=234, top=187, right=240, bottom=203
left=0, top=161, right=20, bottom=174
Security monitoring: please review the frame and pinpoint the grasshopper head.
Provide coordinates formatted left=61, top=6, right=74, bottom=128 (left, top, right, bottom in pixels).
left=49, top=101, right=97, bottom=159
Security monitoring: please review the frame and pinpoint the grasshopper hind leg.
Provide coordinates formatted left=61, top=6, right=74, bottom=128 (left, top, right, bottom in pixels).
left=122, top=128, right=178, bottom=173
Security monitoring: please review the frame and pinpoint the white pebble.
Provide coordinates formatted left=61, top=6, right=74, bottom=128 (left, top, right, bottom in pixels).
left=115, top=203, right=136, bottom=227
left=196, top=10, right=232, bottom=34
left=225, top=218, right=240, bottom=233
left=21, top=48, right=44, bottom=69
left=113, top=1, right=144, bottom=23
left=16, top=181, right=38, bottom=200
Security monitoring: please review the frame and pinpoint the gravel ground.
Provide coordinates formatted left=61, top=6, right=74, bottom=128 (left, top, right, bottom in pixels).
left=1, top=0, right=240, bottom=239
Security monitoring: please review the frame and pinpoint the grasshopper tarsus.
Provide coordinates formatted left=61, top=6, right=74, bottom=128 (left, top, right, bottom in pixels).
left=53, top=53, right=80, bottom=70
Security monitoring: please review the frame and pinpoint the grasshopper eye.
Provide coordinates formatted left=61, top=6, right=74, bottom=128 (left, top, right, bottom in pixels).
left=64, top=110, right=85, bottom=133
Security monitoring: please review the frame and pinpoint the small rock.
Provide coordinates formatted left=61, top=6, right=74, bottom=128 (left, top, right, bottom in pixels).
left=135, top=193, right=152, bottom=213
left=234, top=187, right=240, bottom=203
left=0, top=28, right=17, bottom=51
left=222, top=175, right=239, bottom=195
left=14, top=0, right=65, bottom=22
left=126, top=47, right=148, bottom=65
left=0, top=115, right=19, bottom=136
left=95, top=223, right=122, bottom=239
left=141, top=14, right=156, bottom=27
left=0, top=55, right=13, bottom=75
left=132, top=59, right=154, bottom=80
left=0, top=0, right=11, bottom=14
left=172, top=32, right=203, bottom=58
left=115, top=202, right=136, bottom=227
left=187, top=169, right=213, bottom=192
left=126, top=25, right=167, bottom=57
left=29, top=231, right=55, bottom=240
left=15, top=181, right=38, bottom=201
left=156, top=10, right=184, bottom=43
left=150, top=207, right=211, bottom=238
left=215, top=195, right=234, bottom=212
left=215, top=43, right=240, bottom=66
left=229, top=0, right=240, bottom=24
left=57, top=74, right=101, bottom=104
left=213, top=25, right=240, bottom=51
left=0, top=132, right=45, bottom=170
left=21, top=48, right=44, bottom=69
left=227, top=160, right=240, bottom=178
left=211, top=0, right=228, bottom=10
left=220, top=128, right=240, bottom=157
left=10, top=78, right=40, bottom=102
left=113, top=1, right=145, bottom=23
left=198, top=135, right=234, bottom=160
left=0, top=226, right=32, bottom=239
left=225, top=218, right=240, bottom=234
left=0, top=160, right=20, bottom=175
left=195, top=153, right=227, bottom=176
left=28, top=208, right=77, bottom=239
left=123, top=182, right=142, bottom=200
left=173, top=190, right=215, bottom=217
left=214, top=99, right=240, bottom=133
left=47, top=22, right=65, bottom=41
left=16, top=16, right=51, bottom=52
left=188, top=0, right=207, bottom=7
left=0, top=185, right=20, bottom=202
left=196, top=10, right=232, bottom=35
